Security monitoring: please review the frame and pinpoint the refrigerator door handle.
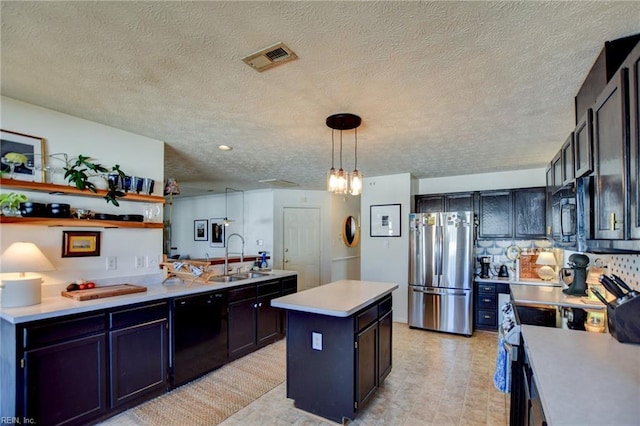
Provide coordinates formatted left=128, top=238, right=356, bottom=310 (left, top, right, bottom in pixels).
left=435, top=224, right=443, bottom=279
left=413, top=288, right=467, bottom=297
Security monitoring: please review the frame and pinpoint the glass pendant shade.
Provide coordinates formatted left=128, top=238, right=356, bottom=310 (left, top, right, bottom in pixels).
left=327, top=167, right=338, bottom=192
left=336, top=168, right=348, bottom=194
left=350, top=170, right=363, bottom=195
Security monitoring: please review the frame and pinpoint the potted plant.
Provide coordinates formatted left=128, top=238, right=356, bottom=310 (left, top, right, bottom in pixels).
left=0, top=192, right=27, bottom=216
left=64, top=155, right=126, bottom=206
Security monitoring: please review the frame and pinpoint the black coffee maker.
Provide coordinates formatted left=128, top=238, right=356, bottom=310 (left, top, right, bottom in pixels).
left=480, top=256, right=491, bottom=278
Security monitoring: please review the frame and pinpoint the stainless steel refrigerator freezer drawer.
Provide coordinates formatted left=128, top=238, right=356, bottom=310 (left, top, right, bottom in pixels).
left=408, top=286, right=473, bottom=336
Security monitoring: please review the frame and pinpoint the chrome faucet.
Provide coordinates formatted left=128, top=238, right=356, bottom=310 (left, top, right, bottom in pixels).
left=224, top=233, right=245, bottom=274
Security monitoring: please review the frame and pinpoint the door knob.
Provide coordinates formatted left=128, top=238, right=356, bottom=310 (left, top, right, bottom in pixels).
left=285, top=260, right=289, bottom=263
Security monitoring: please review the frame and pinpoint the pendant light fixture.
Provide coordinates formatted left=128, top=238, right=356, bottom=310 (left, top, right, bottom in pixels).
left=326, top=113, right=362, bottom=195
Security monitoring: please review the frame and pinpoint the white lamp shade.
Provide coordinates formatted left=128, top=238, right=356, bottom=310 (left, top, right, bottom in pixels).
left=0, top=242, right=54, bottom=308
left=535, top=251, right=557, bottom=266
left=0, top=242, right=55, bottom=274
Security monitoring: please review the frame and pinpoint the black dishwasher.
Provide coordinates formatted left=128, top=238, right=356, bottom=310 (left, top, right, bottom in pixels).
left=172, top=291, right=228, bottom=387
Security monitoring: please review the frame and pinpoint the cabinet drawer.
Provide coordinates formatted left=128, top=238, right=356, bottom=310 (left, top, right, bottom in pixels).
left=109, top=301, right=168, bottom=330
left=378, top=295, right=392, bottom=317
left=356, top=305, right=378, bottom=332
left=257, top=280, right=280, bottom=297
left=23, top=313, right=105, bottom=349
left=478, top=294, right=496, bottom=310
left=228, top=284, right=256, bottom=302
left=281, top=276, right=297, bottom=294
left=477, top=284, right=496, bottom=294
left=476, top=310, right=497, bottom=327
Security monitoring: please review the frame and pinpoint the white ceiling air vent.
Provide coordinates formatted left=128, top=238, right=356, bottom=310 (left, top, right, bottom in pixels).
left=258, top=178, right=299, bottom=188
left=242, top=42, right=298, bottom=72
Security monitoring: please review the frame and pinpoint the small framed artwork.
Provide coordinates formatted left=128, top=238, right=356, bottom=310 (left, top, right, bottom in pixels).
left=0, top=129, right=45, bottom=182
left=210, top=218, right=225, bottom=247
left=62, top=231, right=101, bottom=257
left=194, top=219, right=208, bottom=241
left=370, top=204, right=401, bottom=237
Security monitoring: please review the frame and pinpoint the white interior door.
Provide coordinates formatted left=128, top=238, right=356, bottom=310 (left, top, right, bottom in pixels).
left=283, top=207, right=321, bottom=291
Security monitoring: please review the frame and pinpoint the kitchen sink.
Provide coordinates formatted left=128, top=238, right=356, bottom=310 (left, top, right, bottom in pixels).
left=234, top=271, right=271, bottom=279
left=209, top=275, right=242, bottom=283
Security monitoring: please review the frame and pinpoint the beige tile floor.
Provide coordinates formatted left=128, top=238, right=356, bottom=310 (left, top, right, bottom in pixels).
left=221, top=323, right=509, bottom=426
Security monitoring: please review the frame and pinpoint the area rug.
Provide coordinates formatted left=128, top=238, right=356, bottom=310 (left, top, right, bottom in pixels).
left=101, top=339, right=286, bottom=425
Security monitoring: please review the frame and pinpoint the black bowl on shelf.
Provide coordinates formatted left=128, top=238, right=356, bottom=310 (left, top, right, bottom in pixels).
left=119, top=214, right=144, bottom=222
left=19, top=202, right=47, bottom=217
left=94, top=213, right=119, bottom=221
left=46, top=203, right=71, bottom=218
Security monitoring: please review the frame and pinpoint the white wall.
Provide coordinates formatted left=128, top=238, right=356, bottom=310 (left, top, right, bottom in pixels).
left=169, top=189, right=274, bottom=262
left=331, top=194, right=361, bottom=281
left=1, top=97, right=165, bottom=286
left=361, top=173, right=412, bottom=323
left=418, top=168, right=546, bottom=193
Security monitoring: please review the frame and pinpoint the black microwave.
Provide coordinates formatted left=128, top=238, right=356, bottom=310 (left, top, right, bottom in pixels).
left=552, top=184, right=578, bottom=247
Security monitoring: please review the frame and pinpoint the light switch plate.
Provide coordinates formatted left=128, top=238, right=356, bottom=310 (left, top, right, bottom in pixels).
left=312, top=332, right=322, bottom=351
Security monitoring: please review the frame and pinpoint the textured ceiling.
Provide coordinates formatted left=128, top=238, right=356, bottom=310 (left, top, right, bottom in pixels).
left=2, top=1, right=639, bottom=197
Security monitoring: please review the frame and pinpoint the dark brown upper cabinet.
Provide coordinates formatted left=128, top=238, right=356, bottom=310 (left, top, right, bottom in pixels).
left=626, top=43, right=640, bottom=239
left=478, top=191, right=513, bottom=239
left=561, top=133, right=575, bottom=187
left=592, top=68, right=629, bottom=240
left=415, top=192, right=474, bottom=213
left=574, top=109, right=594, bottom=178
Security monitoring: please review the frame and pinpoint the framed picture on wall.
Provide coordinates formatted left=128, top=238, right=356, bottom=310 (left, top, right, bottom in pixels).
left=0, top=129, right=45, bottom=182
left=370, top=204, right=401, bottom=237
left=194, top=219, right=208, bottom=241
left=62, top=231, right=101, bottom=257
left=210, top=218, right=225, bottom=247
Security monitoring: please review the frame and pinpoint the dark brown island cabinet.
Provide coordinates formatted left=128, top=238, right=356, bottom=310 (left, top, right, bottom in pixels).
left=271, top=280, right=397, bottom=423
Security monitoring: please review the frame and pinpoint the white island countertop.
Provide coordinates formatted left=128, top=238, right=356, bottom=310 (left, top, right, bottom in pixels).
left=271, top=280, right=398, bottom=317
left=522, top=325, right=640, bottom=425
left=511, top=284, right=606, bottom=310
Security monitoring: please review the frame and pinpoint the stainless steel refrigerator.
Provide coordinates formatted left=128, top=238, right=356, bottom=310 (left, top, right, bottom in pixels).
left=408, top=211, right=475, bottom=336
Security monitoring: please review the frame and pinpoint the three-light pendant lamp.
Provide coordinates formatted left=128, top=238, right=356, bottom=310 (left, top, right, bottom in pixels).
left=326, top=113, right=363, bottom=196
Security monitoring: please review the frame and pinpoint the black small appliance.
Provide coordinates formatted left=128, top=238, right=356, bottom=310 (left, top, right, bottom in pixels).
left=498, top=265, right=509, bottom=277
left=480, top=256, right=491, bottom=278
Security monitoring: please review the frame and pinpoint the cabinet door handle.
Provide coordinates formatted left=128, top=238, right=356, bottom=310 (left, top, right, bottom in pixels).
left=610, top=212, right=619, bottom=230
left=483, top=315, right=492, bottom=319
left=258, top=302, right=263, bottom=307
left=483, top=298, right=492, bottom=303
left=253, top=303, right=257, bottom=308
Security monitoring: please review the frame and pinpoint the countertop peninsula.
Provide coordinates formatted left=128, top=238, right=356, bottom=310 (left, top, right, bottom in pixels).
left=271, top=279, right=398, bottom=317
left=522, top=325, right=639, bottom=425
left=0, top=270, right=297, bottom=324
left=510, top=284, right=606, bottom=310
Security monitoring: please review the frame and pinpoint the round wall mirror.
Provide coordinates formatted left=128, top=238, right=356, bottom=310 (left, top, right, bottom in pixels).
left=342, top=215, right=360, bottom=247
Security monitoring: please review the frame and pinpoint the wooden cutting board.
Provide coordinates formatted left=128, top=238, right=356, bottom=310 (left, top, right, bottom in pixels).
left=61, top=284, right=147, bottom=301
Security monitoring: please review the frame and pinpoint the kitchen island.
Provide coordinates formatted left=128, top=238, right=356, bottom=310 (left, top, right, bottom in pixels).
left=522, top=325, right=639, bottom=425
left=271, top=280, right=398, bottom=423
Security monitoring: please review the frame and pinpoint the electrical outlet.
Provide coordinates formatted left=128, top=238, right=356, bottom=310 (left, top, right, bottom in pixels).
left=134, top=255, right=144, bottom=269
left=106, top=256, right=117, bottom=270
left=312, top=332, right=322, bottom=351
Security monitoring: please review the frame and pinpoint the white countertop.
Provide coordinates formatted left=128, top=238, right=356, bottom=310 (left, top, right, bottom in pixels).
left=476, top=276, right=562, bottom=287
left=271, top=280, right=398, bottom=317
left=0, top=270, right=297, bottom=324
left=511, top=284, right=606, bottom=310
left=522, top=325, right=640, bottom=425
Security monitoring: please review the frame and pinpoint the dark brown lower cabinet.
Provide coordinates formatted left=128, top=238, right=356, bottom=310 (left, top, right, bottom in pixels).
left=23, top=333, right=108, bottom=426
left=108, top=302, right=169, bottom=409
left=378, top=309, right=393, bottom=381
left=356, top=321, right=378, bottom=408
left=228, top=279, right=284, bottom=359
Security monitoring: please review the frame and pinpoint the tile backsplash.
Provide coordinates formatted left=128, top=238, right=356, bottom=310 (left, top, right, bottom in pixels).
left=609, top=254, right=640, bottom=291
left=475, top=239, right=640, bottom=291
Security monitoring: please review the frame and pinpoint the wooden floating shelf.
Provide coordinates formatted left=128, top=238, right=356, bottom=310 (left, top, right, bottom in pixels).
left=0, top=179, right=166, bottom=204
left=0, top=216, right=164, bottom=229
